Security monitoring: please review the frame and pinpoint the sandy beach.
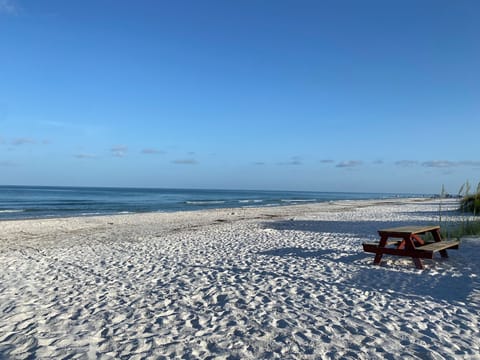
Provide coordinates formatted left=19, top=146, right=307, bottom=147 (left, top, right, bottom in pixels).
left=1, top=198, right=479, bottom=359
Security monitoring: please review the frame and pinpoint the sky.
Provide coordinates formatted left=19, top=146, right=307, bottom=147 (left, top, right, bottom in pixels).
left=0, top=0, right=479, bottom=194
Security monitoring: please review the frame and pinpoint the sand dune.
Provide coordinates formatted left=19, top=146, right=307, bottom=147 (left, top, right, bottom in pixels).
left=1, top=198, right=479, bottom=359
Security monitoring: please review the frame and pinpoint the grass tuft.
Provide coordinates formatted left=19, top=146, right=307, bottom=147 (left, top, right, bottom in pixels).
left=460, top=195, right=480, bottom=214
left=441, top=220, right=480, bottom=239
left=437, top=181, right=480, bottom=238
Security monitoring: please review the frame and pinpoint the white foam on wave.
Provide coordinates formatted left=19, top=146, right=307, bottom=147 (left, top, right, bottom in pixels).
left=0, top=209, right=25, bottom=213
left=186, top=201, right=226, bottom=205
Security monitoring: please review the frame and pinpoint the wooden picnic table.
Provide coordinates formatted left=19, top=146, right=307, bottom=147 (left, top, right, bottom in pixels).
left=363, top=225, right=460, bottom=269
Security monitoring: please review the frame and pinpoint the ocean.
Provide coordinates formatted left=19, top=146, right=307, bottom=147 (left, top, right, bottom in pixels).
left=0, top=186, right=424, bottom=220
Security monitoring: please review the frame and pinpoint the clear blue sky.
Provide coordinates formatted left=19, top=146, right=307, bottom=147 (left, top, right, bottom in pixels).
left=1, top=0, right=479, bottom=194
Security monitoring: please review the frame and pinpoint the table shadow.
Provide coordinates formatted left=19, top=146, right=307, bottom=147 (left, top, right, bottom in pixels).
left=259, top=219, right=479, bottom=304
left=263, top=219, right=437, bottom=239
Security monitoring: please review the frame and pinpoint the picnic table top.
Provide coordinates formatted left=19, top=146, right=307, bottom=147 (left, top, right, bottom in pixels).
left=366, top=225, right=457, bottom=269
left=378, top=225, right=440, bottom=236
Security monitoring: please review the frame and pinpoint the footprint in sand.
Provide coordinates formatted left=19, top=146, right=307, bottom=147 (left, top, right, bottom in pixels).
left=274, top=319, right=289, bottom=329
left=187, top=317, right=202, bottom=330
left=214, top=294, right=228, bottom=307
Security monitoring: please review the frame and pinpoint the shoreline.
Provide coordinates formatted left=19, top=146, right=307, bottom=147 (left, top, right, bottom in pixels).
left=1, top=197, right=478, bottom=359
left=0, top=196, right=432, bottom=224
left=0, top=185, right=431, bottom=222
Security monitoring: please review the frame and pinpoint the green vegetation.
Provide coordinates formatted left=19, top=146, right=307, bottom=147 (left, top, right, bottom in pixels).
left=459, top=182, right=480, bottom=216
left=442, top=220, right=480, bottom=238
left=437, top=181, right=480, bottom=239
left=457, top=180, right=480, bottom=215
left=460, top=195, right=480, bottom=214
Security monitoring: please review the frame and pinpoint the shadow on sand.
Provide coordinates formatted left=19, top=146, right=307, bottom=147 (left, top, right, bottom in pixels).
left=257, top=219, right=478, bottom=304
left=262, top=219, right=437, bottom=239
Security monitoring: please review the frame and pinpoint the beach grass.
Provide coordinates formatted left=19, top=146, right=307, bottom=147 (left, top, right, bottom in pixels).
left=460, top=194, right=480, bottom=216
left=457, top=180, right=480, bottom=215
left=437, top=181, right=480, bottom=239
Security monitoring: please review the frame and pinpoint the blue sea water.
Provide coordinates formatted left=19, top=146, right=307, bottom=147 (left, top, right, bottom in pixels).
left=0, top=186, right=425, bottom=220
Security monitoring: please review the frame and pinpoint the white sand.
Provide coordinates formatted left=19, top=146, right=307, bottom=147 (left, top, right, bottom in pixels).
left=1, top=198, right=479, bottom=359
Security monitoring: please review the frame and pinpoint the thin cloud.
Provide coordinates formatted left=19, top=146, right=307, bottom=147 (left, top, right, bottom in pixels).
left=111, top=145, right=128, bottom=158
left=336, top=160, right=363, bottom=168
left=12, top=138, right=36, bottom=146
left=0, top=0, right=17, bottom=14
left=422, top=160, right=457, bottom=168
left=0, top=160, right=16, bottom=167
left=393, top=160, right=480, bottom=169
left=141, top=148, right=165, bottom=155
left=172, top=159, right=198, bottom=165
left=395, top=160, right=419, bottom=167
left=74, top=153, right=97, bottom=159
left=253, top=162, right=266, bottom=166
left=320, top=159, right=334, bottom=164
left=460, top=161, right=480, bottom=167
left=373, top=160, right=384, bottom=165
left=421, top=160, right=480, bottom=169
left=278, top=156, right=302, bottom=166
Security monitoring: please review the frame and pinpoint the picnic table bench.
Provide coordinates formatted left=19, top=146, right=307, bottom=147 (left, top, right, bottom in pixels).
left=362, top=225, right=460, bottom=269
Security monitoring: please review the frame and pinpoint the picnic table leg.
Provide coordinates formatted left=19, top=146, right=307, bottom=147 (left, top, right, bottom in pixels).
left=373, top=252, right=383, bottom=265
left=403, top=235, right=425, bottom=269
left=373, top=235, right=388, bottom=265
left=439, top=249, right=449, bottom=258
left=432, top=229, right=443, bottom=242
left=431, top=228, right=449, bottom=258
left=412, top=257, right=425, bottom=269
